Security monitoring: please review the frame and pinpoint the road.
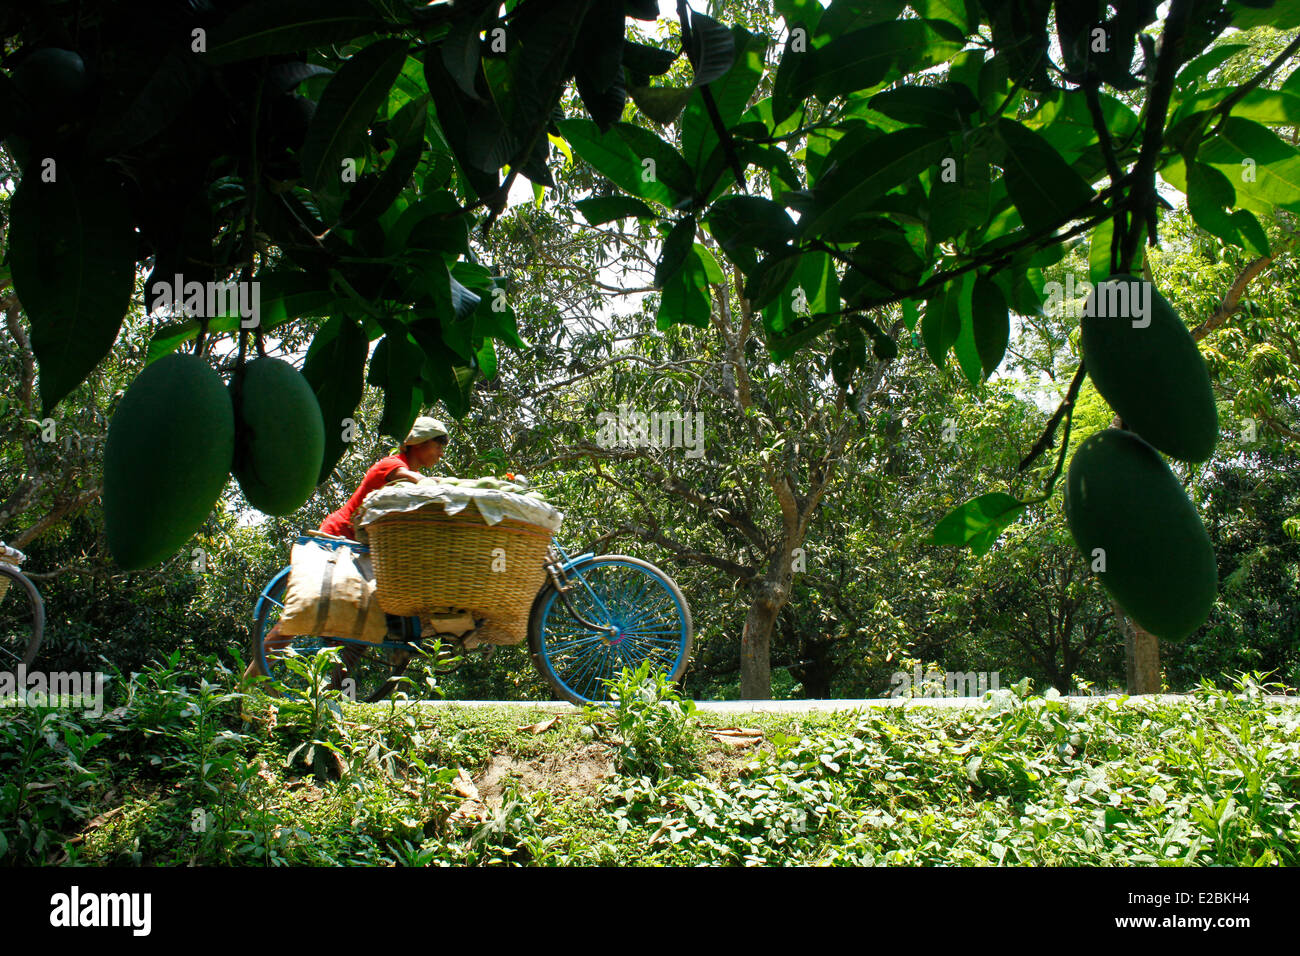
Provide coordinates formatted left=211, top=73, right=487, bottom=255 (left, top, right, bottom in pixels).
left=414, top=694, right=1300, bottom=712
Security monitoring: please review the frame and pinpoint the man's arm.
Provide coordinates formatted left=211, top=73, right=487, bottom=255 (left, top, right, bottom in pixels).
left=390, top=467, right=424, bottom=484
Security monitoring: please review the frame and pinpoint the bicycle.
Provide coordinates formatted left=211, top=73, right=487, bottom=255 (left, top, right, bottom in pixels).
left=251, top=537, right=693, bottom=705
left=0, top=543, right=44, bottom=672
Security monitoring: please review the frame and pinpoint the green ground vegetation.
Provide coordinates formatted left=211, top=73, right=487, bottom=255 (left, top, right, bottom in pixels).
left=2, top=655, right=1295, bottom=867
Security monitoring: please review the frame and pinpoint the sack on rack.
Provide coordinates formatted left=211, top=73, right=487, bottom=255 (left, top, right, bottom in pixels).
left=278, top=536, right=387, bottom=643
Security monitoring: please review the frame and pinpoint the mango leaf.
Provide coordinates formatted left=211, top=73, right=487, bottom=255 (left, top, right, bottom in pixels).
left=206, top=0, right=386, bottom=64
left=931, top=492, right=1026, bottom=555
left=1176, top=44, right=1248, bottom=91
left=902, top=298, right=920, bottom=332
left=852, top=313, right=899, bottom=360
left=440, top=14, right=486, bottom=101
left=575, top=195, right=657, bottom=224
left=983, top=0, right=1052, bottom=92
left=695, top=243, right=726, bottom=284
left=367, top=326, right=426, bottom=439
left=799, top=127, right=951, bottom=238
left=951, top=272, right=982, bottom=386
left=921, top=279, right=960, bottom=370
left=706, top=196, right=798, bottom=271
left=1171, top=88, right=1300, bottom=130
left=10, top=164, right=137, bottom=415
left=472, top=290, right=525, bottom=351
left=763, top=253, right=839, bottom=359
left=339, top=94, right=428, bottom=227
left=685, top=11, right=736, bottom=87
left=830, top=324, right=867, bottom=387
left=928, top=146, right=994, bottom=242
left=623, top=41, right=678, bottom=76
left=657, top=247, right=712, bottom=330
left=395, top=192, right=468, bottom=257
left=1088, top=217, right=1115, bottom=286
left=89, top=49, right=209, bottom=155
left=655, top=217, right=697, bottom=288
left=629, top=85, right=694, bottom=125
left=971, top=275, right=1009, bottom=378
left=475, top=338, right=498, bottom=381
left=869, top=84, right=972, bottom=131
left=910, top=0, right=975, bottom=33
left=302, top=313, right=369, bottom=482
left=996, top=118, right=1094, bottom=234
left=681, top=27, right=765, bottom=174
left=494, top=0, right=589, bottom=141
left=575, top=10, right=628, bottom=134
left=557, top=119, right=693, bottom=207
left=1196, top=117, right=1300, bottom=215
left=766, top=313, right=836, bottom=362
left=1025, top=88, right=1139, bottom=158
left=407, top=317, right=476, bottom=419
left=1187, top=160, right=1249, bottom=250
left=615, top=123, right=697, bottom=203
left=771, top=31, right=811, bottom=124
left=815, top=0, right=905, bottom=34
left=301, top=38, right=409, bottom=217
left=800, top=19, right=965, bottom=104
left=1229, top=0, right=1300, bottom=28
left=841, top=220, right=926, bottom=303
left=760, top=250, right=833, bottom=332
left=741, top=251, right=798, bottom=312
left=423, top=52, right=501, bottom=201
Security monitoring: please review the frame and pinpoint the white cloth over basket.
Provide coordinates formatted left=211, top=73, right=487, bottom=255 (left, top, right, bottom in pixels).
left=0, top=544, right=25, bottom=601
left=352, top=479, right=564, bottom=541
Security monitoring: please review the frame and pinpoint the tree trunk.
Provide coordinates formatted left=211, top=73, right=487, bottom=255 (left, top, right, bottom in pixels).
left=794, top=640, right=835, bottom=698
left=740, top=579, right=785, bottom=698
left=1106, top=411, right=1164, bottom=694
left=1119, top=608, right=1162, bottom=693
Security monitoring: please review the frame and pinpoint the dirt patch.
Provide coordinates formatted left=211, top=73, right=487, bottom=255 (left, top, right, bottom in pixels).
left=702, top=739, right=774, bottom=781
left=474, top=743, right=615, bottom=810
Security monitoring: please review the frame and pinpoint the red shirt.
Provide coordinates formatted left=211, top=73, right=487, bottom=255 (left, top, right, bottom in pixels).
left=319, top=452, right=413, bottom=540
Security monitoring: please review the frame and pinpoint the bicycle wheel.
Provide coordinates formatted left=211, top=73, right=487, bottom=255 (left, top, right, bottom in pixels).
left=252, top=568, right=411, bottom=703
left=0, top=565, right=43, bottom=672
left=528, top=555, right=693, bottom=706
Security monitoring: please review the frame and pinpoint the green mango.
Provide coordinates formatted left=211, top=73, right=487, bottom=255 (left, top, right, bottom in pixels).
left=103, top=354, right=234, bottom=569
left=1080, top=274, right=1218, bottom=462
left=1065, top=429, right=1218, bottom=640
left=12, top=48, right=89, bottom=140
left=231, top=357, right=325, bottom=515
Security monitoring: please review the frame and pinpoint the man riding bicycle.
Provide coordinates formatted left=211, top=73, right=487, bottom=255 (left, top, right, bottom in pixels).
left=242, top=417, right=449, bottom=684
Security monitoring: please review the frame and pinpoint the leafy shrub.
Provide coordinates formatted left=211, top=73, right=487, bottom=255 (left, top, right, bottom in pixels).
left=587, top=661, right=704, bottom=781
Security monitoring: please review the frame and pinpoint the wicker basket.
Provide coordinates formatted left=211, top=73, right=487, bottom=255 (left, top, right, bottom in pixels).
left=366, top=505, right=553, bottom=644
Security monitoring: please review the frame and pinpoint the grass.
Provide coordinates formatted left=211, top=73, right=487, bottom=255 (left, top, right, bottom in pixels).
left=1, top=652, right=1296, bottom=866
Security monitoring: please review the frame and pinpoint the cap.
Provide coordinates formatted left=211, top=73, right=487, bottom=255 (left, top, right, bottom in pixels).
left=404, top=416, right=449, bottom=445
